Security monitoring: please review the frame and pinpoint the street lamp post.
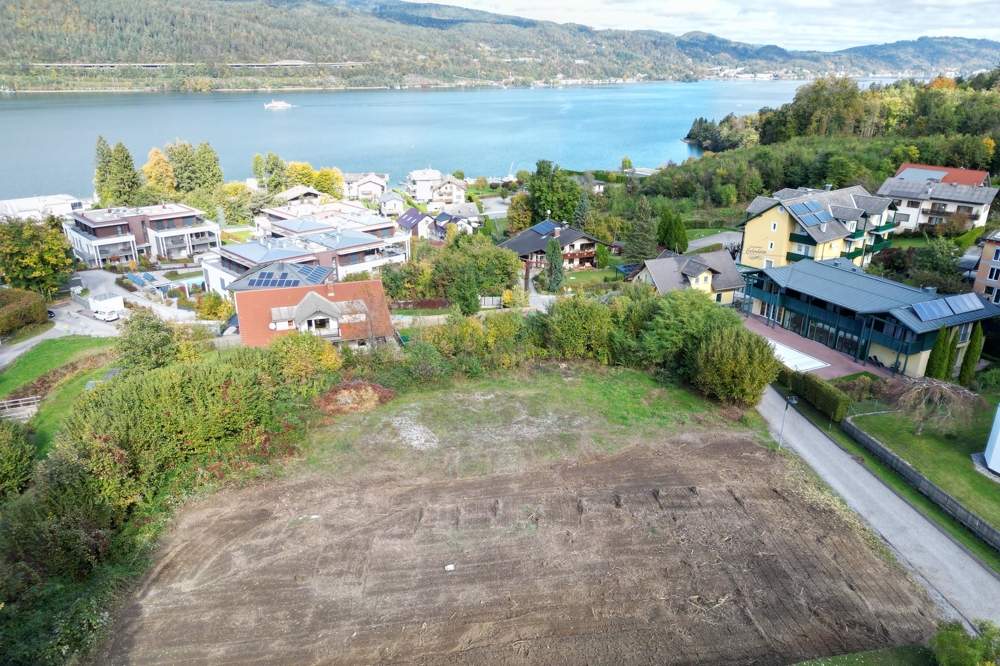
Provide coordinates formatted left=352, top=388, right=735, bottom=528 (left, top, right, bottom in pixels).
left=777, top=394, right=798, bottom=450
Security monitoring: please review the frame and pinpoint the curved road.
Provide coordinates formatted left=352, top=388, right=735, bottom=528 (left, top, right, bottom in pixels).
left=758, top=387, right=1000, bottom=625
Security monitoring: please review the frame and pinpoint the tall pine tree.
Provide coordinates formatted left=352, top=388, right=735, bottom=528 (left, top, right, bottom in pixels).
left=94, top=136, right=113, bottom=202
left=105, top=143, right=141, bottom=206
left=546, top=237, right=564, bottom=291
left=573, top=194, right=590, bottom=229
left=958, top=322, right=984, bottom=386
left=622, top=196, right=657, bottom=264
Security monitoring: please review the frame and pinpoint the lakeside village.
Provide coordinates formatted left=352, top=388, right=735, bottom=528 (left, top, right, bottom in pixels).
left=5, top=132, right=1000, bottom=661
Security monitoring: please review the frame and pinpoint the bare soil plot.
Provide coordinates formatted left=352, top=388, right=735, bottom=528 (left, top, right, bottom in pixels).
left=100, top=368, right=935, bottom=665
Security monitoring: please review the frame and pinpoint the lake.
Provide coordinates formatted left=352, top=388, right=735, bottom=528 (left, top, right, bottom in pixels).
left=0, top=80, right=867, bottom=199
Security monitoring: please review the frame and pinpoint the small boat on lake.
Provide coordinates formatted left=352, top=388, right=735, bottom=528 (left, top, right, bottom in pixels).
left=264, top=99, right=292, bottom=110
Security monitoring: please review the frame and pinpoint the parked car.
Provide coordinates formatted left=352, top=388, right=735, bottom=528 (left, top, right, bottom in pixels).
left=47, top=309, right=55, bottom=319
left=94, top=310, right=120, bottom=322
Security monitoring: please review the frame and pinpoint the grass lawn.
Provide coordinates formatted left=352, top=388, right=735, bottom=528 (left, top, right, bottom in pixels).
left=30, top=363, right=112, bottom=457
left=686, top=205, right=745, bottom=228
left=5, top=321, right=55, bottom=345
left=853, top=408, right=1000, bottom=533
left=0, top=336, right=114, bottom=398
left=391, top=307, right=452, bottom=316
left=778, top=385, right=1000, bottom=575
left=890, top=236, right=929, bottom=249
left=221, top=230, right=253, bottom=244
left=686, top=227, right=738, bottom=241
left=564, top=268, right=621, bottom=287
left=796, top=645, right=934, bottom=665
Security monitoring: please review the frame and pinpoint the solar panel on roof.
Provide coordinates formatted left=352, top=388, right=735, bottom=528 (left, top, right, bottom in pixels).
left=799, top=212, right=818, bottom=226
left=789, top=203, right=809, bottom=216
left=814, top=210, right=833, bottom=223
left=805, top=200, right=823, bottom=213
left=945, top=292, right=984, bottom=315
left=278, top=272, right=288, bottom=280
left=913, top=299, right=955, bottom=322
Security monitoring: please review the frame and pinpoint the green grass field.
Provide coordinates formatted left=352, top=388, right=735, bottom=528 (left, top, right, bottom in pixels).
left=854, top=406, right=1000, bottom=533
left=564, top=268, right=621, bottom=287
left=686, top=227, right=738, bottom=241
left=779, top=385, right=1000, bottom=575
left=796, top=645, right=934, bottom=665
left=30, top=364, right=113, bottom=457
left=889, top=236, right=930, bottom=249
left=0, top=336, right=114, bottom=398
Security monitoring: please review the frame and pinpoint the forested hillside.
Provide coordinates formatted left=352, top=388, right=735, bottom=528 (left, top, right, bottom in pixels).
left=1, top=0, right=999, bottom=91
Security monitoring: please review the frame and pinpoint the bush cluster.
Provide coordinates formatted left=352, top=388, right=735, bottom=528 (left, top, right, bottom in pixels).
left=780, top=369, right=850, bottom=422
left=0, top=287, right=47, bottom=336
left=0, top=420, right=33, bottom=500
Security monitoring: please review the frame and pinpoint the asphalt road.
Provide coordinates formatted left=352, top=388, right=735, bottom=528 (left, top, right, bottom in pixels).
left=757, top=386, right=1000, bottom=625
left=0, top=303, right=118, bottom=370
left=688, top=230, right=742, bottom=251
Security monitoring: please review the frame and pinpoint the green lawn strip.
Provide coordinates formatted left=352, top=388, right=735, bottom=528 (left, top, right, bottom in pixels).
left=391, top=307, right=453, bottom=316
left=890, top=236, right=929, bottom=249
left=221, top=230, right=253, bottom=244
left=5, top=321, right=55, bottom=345
left=0, top=336, right=114, bottom=398
left=777, top=386, right=1000, bottom=575
left=685, top=206, right=745, bottom=228
left=853, top=411, right=1000, bottom=532
left=796, top=645, right=934, bottom=665
left=29, top=363, right=113, bottom=458
left=563, top=268, right=621, bottom=286
left=686, top=227, right=738, bottom=241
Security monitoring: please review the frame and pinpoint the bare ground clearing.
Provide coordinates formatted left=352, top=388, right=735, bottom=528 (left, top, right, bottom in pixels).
left=100, top=369, right=936, bottom=665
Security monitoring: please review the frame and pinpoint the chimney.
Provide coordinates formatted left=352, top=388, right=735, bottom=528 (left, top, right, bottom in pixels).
left=824, top=183, right=833, bottom=191
left=553, top=226, right=561, bottom=238
left=923, top=286, right=938, bottom=294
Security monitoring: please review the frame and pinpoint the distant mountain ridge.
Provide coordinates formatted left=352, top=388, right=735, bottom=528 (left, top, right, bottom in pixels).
left=1, top=0, right=998, bottom=90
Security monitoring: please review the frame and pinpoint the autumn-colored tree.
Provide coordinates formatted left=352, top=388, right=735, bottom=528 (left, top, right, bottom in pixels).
left=142, top=147, right=176, bottom=195
left=313, top=167, right=344, bottom=197
left=506, top=192, right=533, bottom=234
left=286, top=161, right=316, bottom=187
left=0, top=218, right=74, bottom=297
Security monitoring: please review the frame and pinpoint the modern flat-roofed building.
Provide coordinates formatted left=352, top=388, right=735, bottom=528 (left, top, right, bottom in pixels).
left=745, top=258, right=1000, bottom=377
left=877, top=163, right=997, bottom=231
left=64, top=203, right=219, bottom=267
left=0, top=194, right=89, bottom=221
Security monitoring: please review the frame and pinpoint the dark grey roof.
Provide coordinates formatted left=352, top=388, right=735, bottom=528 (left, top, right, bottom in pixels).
left=830, top=205, right=864, bottom=222
left=852, top=194, right=892, bottom=216
left=760, top=258, right=1000, bottom=333
left=396, top=207, right=431, bottom=230
left=746, top=196, right=779, bottom=216
left=228, top=261, right=333, bottom=292
left=877, top=177, right=999, bottom=205
left=639, top=249, right=742, bottom=294
left=747, top=185, right=893, bottom=244
left=499, top=223, right=600, bottom=257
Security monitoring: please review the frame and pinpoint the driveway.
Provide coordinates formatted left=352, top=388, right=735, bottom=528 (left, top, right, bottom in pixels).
left=480, top=196, right=509, bottom=219
left=758, top=386, right=1000, bottom=625
left=76, top=269, right=195, bottom=322
left=526, top=269, right=555, bottom=311
left=0, top=303, right=118, bottom=370
left=689, top=230, right=741, bottom=251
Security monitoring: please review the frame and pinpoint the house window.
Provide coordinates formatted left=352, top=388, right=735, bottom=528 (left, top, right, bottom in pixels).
left=987, top=286, right=995, bottom=296
left=907, top=200, right=921, bottom=208
left=715, top=293, right=723, bottom=303
left=989, top=267, right=1000, bottom=282
left=892, top=199, right=901, bottom=207
left=994, top=248, right=1000, bottom=262
left=895, top=213, right=910, bottom=224
left=764, top=259, right=774, bottom=268
left=931, top=202, right=947, bottom=213
left=994, top=291, right=1000, bottom=305
left=958, top=205, right=973, bottom=216
left=929, top=216, right=944, bottom=225
left=958, top=323, right=972, bottom=344
left=768, top=241, right=774, bottom=251
left=771, top=222, right=778, bottom=232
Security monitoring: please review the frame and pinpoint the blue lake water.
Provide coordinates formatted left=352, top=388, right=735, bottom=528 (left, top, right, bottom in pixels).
left=0, top=80, right=875, bottom=199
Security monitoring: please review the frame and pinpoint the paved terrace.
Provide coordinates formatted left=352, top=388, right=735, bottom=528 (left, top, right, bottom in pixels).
left=743, top=314, right=891, bottom=380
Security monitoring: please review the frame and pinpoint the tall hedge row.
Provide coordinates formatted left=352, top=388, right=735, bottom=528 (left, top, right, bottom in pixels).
left=780, top=368, right=851, bottom=422
left=0, top=288, right=47, bottom=336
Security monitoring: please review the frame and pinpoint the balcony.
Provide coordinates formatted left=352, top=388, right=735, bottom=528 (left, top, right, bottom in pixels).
left=871, top=221, right=896, bottom=234
left=788, top=233, right=816, bottom=246
left=871, top=239, right=892, bottom=253
left=786, top=252, right=812, bottom=263
left=847, top=228, right=866, bottom=240
left=841, top=248, right=864, bottom=260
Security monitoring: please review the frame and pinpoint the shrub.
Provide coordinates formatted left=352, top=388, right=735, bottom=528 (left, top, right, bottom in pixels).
left=0, top=420, right=33, bottom=500
left=404, top=340, right=452, bottom=383
left=689, top=327, right=779, bottom=406
left=545, top=296, right=613, bottom=363
left=930, top=621, right=1000, bottom=666
left=642, top=289, right=741, bottom=370
left=977, top=367, right=1000, bottom=391
left=115, top=310, right=178, bottom=372
left=0, top=287, right=47, bottom=336
left=269, top=332, right=343, bottom=395
left=786, top=371, right=851, bottom=422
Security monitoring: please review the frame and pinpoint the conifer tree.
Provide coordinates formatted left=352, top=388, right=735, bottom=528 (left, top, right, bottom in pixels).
left=105, top=142, right=141, bottom=205
left=94, top=136, right=113, bottom=202
left=925, top=327, right=950, bottom=379
left=958, top=322, right=984, bottom=386
left=622, top=196, right=657, bottom=264
left=546, top=237, right=564, bottom=291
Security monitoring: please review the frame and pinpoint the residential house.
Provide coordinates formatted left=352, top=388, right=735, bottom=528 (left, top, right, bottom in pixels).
left=0, top=194, right=88, bottom=221
left=64, top=204, right=219, bottom=267
left=228, top=261, right=394, bottom=349
left=877, top=163, right=997, bottom=231
left=430, top=176, right=468, bottom=205
left=380, top=191, right=406, bottom=217
left=273, top=185, right=322, bottom=204
left=744, top=258, right=1000, bottom=377
left=499, top=220, right=604, bottom=268
left=396, top=207, right=436, bottom=240
left=632, top=249, right=744, bottom=304
left=442, top=202, right=480, bottom=224
left=258, top=199, right=399, bottom=240
left=973, top=229, right=1000, bottom=304
left=344, top=172, right=389, bottom=202
left=430, top=212, right=476, bottom=240
left=740, top=185, right=895, bottom=270
left=202, top=226, right=408, bottom=296
left=406, top=169, right=443, bottom=202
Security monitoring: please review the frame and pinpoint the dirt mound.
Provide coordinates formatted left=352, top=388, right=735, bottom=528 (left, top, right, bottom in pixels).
left=315, top=381, right=394, bottom=415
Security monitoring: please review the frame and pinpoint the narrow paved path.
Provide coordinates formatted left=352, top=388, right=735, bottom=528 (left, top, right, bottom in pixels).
left=757, top=386, right=1000, bottom=624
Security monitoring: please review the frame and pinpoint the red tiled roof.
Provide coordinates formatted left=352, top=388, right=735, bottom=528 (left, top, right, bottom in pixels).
left=895, top=163, right=989, bottom=187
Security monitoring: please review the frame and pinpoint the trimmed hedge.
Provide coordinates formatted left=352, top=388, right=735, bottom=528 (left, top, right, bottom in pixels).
left=0, top=288, right=47, bottom=336
left=779, top=368, right=850, bottom=422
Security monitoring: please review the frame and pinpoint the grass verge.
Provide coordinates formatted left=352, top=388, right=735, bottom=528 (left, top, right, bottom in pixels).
left=0, top=336, right=114, bottom=398
left=5, top=321, right=55, bottom=345
left=29, top=363, right=114, bottom=457
left=796, top=645, right=934, bottom=665
left=776, top=385, right=1000, bottom=575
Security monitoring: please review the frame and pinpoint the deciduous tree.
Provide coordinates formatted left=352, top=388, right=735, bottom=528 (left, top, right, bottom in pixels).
left=141, top=147, right=176, bottom=195
left=506, top=192, right=533, bottom=234
left=527, top=160, right=580, bottom=223
left=115, top=310, right=178, bottom=372
left=0, top=218, right=74, bottom=297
